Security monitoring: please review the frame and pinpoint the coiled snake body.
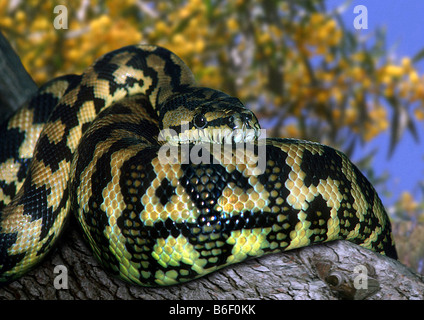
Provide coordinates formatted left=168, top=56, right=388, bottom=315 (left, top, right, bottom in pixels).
left=0, top=45, right=397, bottom=286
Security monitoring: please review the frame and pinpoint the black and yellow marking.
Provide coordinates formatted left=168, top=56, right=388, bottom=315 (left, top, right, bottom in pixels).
left=0, top=45, right=396, bottom=286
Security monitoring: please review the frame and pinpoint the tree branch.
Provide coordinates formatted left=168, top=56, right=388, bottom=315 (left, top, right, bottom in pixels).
left=1, top=224, right=423, bottom=300
left=0, top=31, right=37, bottom=121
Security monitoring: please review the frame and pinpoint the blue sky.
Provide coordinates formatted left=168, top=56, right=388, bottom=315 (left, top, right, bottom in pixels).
left=326, top=0, right=424, bottom=207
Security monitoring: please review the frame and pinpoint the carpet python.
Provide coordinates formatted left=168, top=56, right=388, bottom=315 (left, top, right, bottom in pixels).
left=0, top=44, right=397, bottom=286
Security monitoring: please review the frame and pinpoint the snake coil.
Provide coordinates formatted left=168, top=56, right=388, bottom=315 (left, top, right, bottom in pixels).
left=0, top=44, right=397, bottom=286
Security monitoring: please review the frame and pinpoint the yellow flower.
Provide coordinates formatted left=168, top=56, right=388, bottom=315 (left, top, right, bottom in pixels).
left=398, top=192, right=418, bottom=213
left=316, top=90, right=329, bottom=104
left=414, top=108, right=424, bottom=121
left=258, top=31, right=272, bottom=45
left=409, top=70, right=420, bottom=84
left=172, top=33, right=185, bottom=46
left=316, top=45, right=327, bottom=55
left=328, top=28, right=342, bottom=46
left=155, top=21, right=169, bottom=35
left=179, top=7, right=191, bottom=19
left=331, top=88, right=344, bottom=105
left=90, top=15, right=111, bottom=32
left=284, top=124, right=300, bottom=137
left=324, top=19, right=337, bottom=33
left=33, top=17, right=49, bottom=30
left=332, top=109, right=341, bottom=120
left=384, top=84, right=395, bottom=97
left=194, top=39, right=205, bottom=53
left=227, top=18, right=239, bottom=32
left=66, top=48, right=81, bottom=62
left=0, top=17, right=12, bottom=28
left=384, top=64, right=404, bottom=78
left=345, top=108, right=357, bottom=126
left=309, top=13, right=325, bottom=26
left=269, top=24, right=283, bottom=38
left=15, top=10, right=25, bottom=23
left=352, top=52, right=366, bottom=63
left=401, top=57, right=412, bottom=73
left=34, top=57, right=44, bottom=68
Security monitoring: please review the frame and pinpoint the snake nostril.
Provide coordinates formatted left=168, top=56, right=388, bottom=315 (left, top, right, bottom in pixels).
left=243, top=114, right=252, bottom=123
left=242, top=113, right=253, bottom=129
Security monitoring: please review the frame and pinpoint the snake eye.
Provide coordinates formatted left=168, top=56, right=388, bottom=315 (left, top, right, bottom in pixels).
left=194, top=114, right=207, bottom=129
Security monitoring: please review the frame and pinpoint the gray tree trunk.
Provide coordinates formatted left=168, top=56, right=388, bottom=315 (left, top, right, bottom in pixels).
left=0, top=32, right=37, bottom=121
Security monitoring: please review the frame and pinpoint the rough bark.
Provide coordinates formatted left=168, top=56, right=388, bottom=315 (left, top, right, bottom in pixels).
left=1, top=33, right=424, bottom=301
left=1, top=221, right=423, bottom=300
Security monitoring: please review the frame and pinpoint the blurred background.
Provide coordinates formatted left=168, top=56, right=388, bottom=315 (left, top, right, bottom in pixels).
left=0, top=0, right=423, bottom=274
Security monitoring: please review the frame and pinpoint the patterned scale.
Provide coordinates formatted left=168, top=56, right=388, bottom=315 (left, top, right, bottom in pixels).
left=0, top=45, right=396, bottom=286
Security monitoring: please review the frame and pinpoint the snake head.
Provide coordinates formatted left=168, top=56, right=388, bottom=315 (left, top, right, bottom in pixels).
left=159, top=88, right=261, bottom=145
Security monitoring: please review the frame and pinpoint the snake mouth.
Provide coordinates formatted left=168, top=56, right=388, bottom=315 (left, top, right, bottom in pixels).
left=160, top=122, right=260, bottom=145
left=159, top=109, right=261, bottom=145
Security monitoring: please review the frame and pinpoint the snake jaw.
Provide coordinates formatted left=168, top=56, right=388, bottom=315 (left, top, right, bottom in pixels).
left=159, top=114, right=260, bottom=145
left=230, top=113, right=261, bottom=143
